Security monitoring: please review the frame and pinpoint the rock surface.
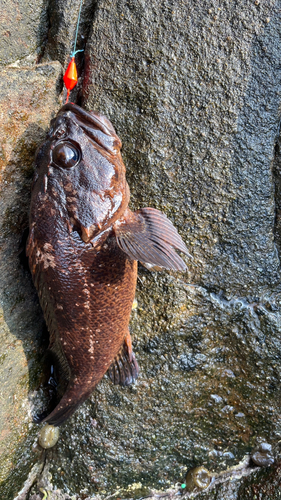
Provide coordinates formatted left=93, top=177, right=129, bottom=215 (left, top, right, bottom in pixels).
left=0, top=0, right=48, bottom=66
left=1, top=0, right=281, bottom=499
left=0, top=62, right=62, bottom=496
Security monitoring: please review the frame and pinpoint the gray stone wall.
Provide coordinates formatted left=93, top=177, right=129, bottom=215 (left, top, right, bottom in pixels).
left=0, top=1, right=281, bottom=499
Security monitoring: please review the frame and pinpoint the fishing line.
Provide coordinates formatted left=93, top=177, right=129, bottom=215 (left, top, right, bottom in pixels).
left=63, top=0, right=84, bottom=103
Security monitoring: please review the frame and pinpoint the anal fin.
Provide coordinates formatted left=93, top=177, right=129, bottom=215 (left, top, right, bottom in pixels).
left=107, top=332, right=139, bottom=386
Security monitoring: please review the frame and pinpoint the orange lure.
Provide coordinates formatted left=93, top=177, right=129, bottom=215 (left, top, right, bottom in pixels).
left=63, top=0, right=83, bottom=103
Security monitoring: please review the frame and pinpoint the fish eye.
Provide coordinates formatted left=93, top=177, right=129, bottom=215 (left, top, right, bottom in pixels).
left=52, top=142, right=80, bottom=169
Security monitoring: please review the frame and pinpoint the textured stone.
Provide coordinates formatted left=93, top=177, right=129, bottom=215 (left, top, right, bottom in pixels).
left=37, top=0, right=281, bottom=496
left=0, top=0, right=48, bottom=66
left=83, top=0, right=281, bottom=297
left=1, top=0, right=281, bottom=499
left=43, top=0, right=98, bottom=67
left=196, top=459, right=281, bottom=499
left=0, top=62, right=62, bottom=498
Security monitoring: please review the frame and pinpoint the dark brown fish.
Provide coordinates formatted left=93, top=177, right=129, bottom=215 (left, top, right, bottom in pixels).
left=27, top=103, right=189, bottom=426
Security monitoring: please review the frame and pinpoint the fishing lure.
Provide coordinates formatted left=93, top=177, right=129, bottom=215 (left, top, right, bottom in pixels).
left=62, top=0, right=83, bottom=103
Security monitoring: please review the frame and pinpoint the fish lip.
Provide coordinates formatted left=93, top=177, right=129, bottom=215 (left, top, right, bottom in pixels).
left=79, top=224, right=99, bottom=243
left=58, top=103, right=122, bottom=155
left=59, top=103, right=117, bottom=139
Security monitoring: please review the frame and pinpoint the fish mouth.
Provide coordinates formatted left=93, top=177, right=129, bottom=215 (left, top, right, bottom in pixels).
left=59, top=103, right=122, bottom=154
left=80, top=224, right=98, bottom=243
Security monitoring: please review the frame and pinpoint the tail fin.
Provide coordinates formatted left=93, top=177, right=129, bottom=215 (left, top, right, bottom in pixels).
left=41, top=381, right=93, bottom=427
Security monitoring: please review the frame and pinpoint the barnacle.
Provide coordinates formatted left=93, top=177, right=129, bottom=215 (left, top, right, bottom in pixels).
left=251, top=442, right=274, bottom=467
left=185, top=466, right=212, bottom=491
left=38, top=424, right=59, bottom=449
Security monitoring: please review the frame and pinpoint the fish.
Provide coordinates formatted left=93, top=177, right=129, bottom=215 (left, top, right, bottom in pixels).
left=26, top=103, right=189, bottom=426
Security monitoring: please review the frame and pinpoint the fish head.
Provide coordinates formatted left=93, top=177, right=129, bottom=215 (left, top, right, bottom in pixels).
left=32, top=103, right=130, bottom=243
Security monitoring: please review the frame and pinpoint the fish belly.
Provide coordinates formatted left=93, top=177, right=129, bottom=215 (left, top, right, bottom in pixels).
left=29, top=231, right=137, bottom=425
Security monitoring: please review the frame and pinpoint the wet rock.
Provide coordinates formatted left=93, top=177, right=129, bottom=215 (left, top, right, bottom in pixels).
left=238, top=459, right=281, bottom=500
left=0, top=62, right=62, bottom=498
left=1, top=0, right=281, bottom=499
left=0, top=0, right=48, bottom=66
left=38, top=1, right=281, bottom=495
left=44, top=0, right=98, bottom=62
left=195, top=459, right=281, bottom=500
left=185, top=466, right=212, bottom=491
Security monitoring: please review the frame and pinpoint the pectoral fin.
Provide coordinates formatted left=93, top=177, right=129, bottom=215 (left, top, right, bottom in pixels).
left=114, top=207, right=190, bottom=271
